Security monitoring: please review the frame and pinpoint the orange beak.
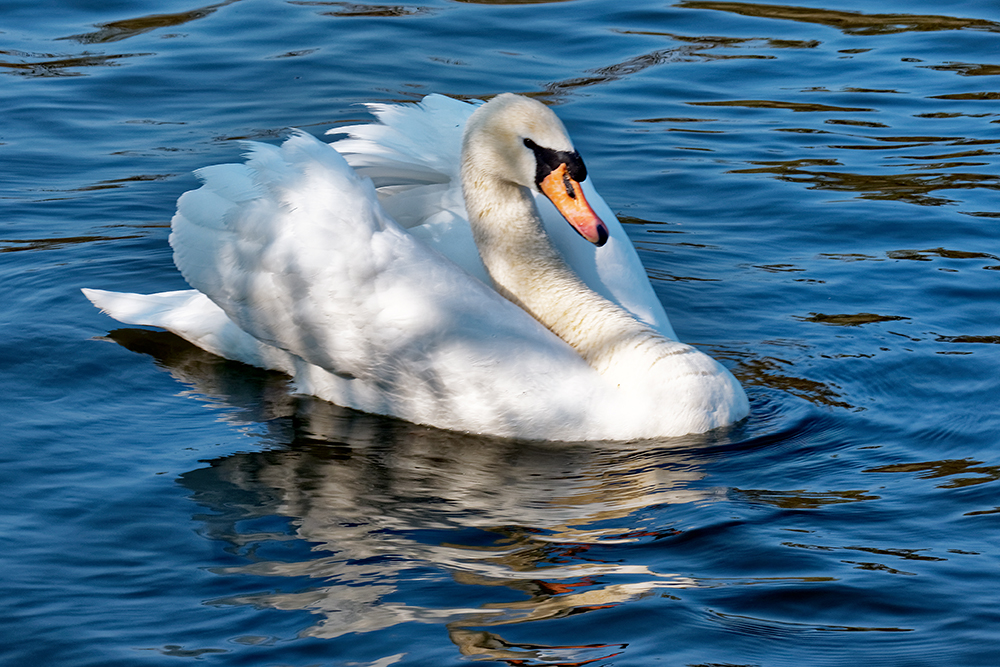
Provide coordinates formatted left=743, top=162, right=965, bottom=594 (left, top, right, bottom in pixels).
left=539, top=163, right=609, bottom=247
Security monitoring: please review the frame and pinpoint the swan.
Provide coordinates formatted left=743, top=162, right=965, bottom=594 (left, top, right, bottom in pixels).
left=84, top=93, right=748, bottom=440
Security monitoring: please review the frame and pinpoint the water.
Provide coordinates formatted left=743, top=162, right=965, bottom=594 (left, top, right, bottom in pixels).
left=2, top=0, right=999, bottom=665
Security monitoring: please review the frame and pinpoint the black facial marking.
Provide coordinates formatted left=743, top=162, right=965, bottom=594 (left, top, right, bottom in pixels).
left=523, top=137, right=588, bottom=189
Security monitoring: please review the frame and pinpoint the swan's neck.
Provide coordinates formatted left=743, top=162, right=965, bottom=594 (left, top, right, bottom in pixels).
left=463, top=174, right=673, bottom=375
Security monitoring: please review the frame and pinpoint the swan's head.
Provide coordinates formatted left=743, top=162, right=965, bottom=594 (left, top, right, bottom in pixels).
left=462, top=94, right=609, bottom=246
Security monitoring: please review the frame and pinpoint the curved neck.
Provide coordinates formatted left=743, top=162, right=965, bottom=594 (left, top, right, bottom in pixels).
left=462, top=169, right=664, bottom=373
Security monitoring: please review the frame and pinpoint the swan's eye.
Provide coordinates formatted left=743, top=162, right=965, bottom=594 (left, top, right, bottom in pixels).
left=523, top=137, right=588, bottom=189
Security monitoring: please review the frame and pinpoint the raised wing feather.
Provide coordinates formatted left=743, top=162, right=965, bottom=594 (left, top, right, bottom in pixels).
left=331, top=93, right=471, bottom=183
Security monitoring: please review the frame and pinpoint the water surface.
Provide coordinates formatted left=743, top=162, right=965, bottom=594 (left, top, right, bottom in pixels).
left=2, top=0, right=999, bottom=665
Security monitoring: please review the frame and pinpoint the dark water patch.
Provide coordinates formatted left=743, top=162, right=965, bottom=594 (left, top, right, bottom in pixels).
left=825, top=119, right=890, bottom=128
left=819, top=253, right=882, bottom=262
left=773, top=127, right=833, bottom=135
left=904, top=161, right=990, bottom=170
left=874, top=135, right=965, bottom=144
left=846, top=545, right=947, bottom=563
left=728, top=162, right=1000, bottom=206
left=59, top=1, right=240, bottom=44
left=0, top=234, right=148, bottom=253
left=618, top=215, right=686, bottom=231
left=864, top=458, right=1000, bottom=489
left=546, top=38, right=777, bottom=93
left=730, top=354, right=853, bottom=409
left=830, top=143, right=937, bottom=151
left=69, top=174, right=177, bottom=193
left=678, top=2, right=1000, bottom=36
left=136, top=644, right=229, bottom=658
left=0, top=50, right=154, bottom=77
left=934, top=334, right=1000, bottom=344
left=646, top=268, right=722, bottom=282
left=841, top=561, right=917, bottom=576
left=212, top=127, right=297, bottom=142
left=689, top=99, right=875, bottom=113
left=948, top=138, right=1000, bottom=146
left=800, top=86, right=903, bottom=95
left=922, top=62, right=1000, bottom=77
left=635, top=116, right=718, bottom=123
left=798, top=313, right=911, bottom=327
left=886, top=247, right=1000, bottom=263
left=753, top=264, right=805, bottom=273
left=929, top=91, right=1000, bottom=100
left=267, top=48, right=322, bottom=59
left=123, top=119, right=190, bottom=126
left=914, top=112, right=996, bottom=119
left=290, top=1, right=438, bottom=17
left=733, top=487, right=880, bottom=508
left=841, top=87, right=901, bottom=94
left=899, top=148, right=1000, bottom=159
left=614, top=29, right=819, bottom=52
left=963, top=506, right=1000, bottom=516
left=669, top=127, right=727, bottom=134
left=654, top=241, right=721, bottom=250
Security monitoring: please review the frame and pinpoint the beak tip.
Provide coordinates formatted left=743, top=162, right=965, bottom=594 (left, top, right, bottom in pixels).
left=539, top=164, right=610, bottom=248
left=596, top=224, right=609, bottom=247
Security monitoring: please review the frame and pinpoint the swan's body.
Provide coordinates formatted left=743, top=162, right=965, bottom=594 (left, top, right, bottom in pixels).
left=84, top=94, right=748, bottom=440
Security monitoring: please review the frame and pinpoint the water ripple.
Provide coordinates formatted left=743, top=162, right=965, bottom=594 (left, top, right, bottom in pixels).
left=678, top=2, right=1000, bottom=36
left=59, top=1, right=240, bottom=44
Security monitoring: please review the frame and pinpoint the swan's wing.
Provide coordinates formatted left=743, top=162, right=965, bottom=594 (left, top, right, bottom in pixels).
left=330, top=94, right=676, bottom=339
left=329, top=94, right=489, bottom=285
left=331, top=93, right=471, bottom=184
left=169, top=130, right=602, bottom=436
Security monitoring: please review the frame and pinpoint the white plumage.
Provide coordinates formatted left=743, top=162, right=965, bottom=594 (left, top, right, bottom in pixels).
left=84, top=94, right=748, bottom=440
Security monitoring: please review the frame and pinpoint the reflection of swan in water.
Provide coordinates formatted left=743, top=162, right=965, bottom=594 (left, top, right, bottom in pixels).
left=110, top=329, right=723, bottom=661
left=187, top=443, right=705, bottom=650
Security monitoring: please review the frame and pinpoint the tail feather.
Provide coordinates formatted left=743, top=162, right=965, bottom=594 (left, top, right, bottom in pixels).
left=81, top=288, right=296, bottom=374
left=82, top=288, right=200, bottom=328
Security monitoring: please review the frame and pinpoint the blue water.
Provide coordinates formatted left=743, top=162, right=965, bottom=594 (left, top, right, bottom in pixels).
left=2, top=1, right=999, bottom=665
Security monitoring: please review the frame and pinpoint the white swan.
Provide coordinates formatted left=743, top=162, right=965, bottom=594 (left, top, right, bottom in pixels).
left=84, top=93, right=748, bottom=440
